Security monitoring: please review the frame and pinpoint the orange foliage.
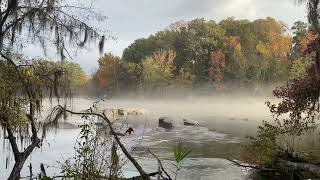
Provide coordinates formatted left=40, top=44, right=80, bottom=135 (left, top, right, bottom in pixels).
left=95, top=53, right=121, bottom=90
left=267, top=31, right=292, bottom=59
left=208, top=50, right=225, bottom=84
left=299, top=31, right=318, bottom=55
left=223, top=36, right=241, bottom=49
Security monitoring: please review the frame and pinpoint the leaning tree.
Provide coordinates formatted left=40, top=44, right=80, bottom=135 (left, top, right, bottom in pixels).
left=0, top=0, right=106, bottom=179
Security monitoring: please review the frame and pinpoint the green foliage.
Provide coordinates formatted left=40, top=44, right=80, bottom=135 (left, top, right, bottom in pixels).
left=61, top=121, right=121, bottom=179
left=142, top=49, right=175, bottom=91
left=0, top=60, right=29, bottom=128
left=246, top=121, right=282, bottom=167
left=92, top=53, right=124, bottom=94
left=122, top=31, right=176, bottom=64
left=292, top=21, right=309, bottom=57
left=172, top=141, right=191, bottom=180
left=289, top=58, right=310, bottom=80
left=173, top=141, right=192, bottom=164
left=0, top=56, right=80, bottom=129
left=61, top=123, right=101, bottom=179
left=35, top=60, right=87, bottom=92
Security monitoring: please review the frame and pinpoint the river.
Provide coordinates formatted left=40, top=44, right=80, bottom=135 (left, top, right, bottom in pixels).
left=0, top=96, right=274, bottom=179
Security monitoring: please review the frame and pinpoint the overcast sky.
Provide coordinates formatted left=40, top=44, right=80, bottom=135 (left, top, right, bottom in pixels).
left=25, top=0, right=308, bottom=74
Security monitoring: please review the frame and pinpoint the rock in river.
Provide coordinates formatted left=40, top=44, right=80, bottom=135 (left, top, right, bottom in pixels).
left=183, top=119, right=199, bottom=126
left=159, top=117, right=174, bottom=129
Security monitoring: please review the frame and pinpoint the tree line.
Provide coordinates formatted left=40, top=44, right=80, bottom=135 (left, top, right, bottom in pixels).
left=87, top=17, right=312, bottom=96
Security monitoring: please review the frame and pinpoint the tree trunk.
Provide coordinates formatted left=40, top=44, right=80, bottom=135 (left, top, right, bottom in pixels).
left=8, top=156, right=27, bottom=180
left=4, top=102, right=40, bottom=180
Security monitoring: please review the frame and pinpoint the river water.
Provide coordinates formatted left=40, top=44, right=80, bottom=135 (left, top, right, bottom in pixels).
left=0, top=96, right=273, bottom=179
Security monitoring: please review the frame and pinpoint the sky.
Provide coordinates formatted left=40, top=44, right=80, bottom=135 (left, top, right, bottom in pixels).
left=25, top=0, right=308, bottom=75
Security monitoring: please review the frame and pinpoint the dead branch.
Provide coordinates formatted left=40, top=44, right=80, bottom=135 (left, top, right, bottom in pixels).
left=226, top=159, right=277, bottom=172
left=147, top=149, right=173, bottom=180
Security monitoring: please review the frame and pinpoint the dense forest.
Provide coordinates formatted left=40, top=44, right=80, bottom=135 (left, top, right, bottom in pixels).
left=87, top=18, right=312, bottom=96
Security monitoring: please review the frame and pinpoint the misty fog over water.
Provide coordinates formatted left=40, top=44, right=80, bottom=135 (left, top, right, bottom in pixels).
left=0, top=94, right=303, bottom=179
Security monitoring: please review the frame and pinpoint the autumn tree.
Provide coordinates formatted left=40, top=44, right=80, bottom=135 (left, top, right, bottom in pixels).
left=246, top=0, right=320, bottom=178
left=208, top=50, right=225, bottom=88
left=0, top=0, right=105, bottom=179
left=175, top=68, right=195, bottom=88
left=176, top=19, right=225, bottom=82
left=142, top=49, right=175, bottom=91
left=223, top=36, right=249, bottom=86
left=124, top=62, right=143, bottom=90
left=122, top=30, right=176, bottom=64
left=93, top=53, right=122, bottom=95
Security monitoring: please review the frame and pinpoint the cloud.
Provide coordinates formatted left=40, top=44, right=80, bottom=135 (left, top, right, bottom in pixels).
left=165, top=0, right=306, bottom=24
left=95, top=0, right=306, bottom=40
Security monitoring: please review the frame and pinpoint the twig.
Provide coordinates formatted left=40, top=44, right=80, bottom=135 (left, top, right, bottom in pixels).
left=147, top=149, right=173, bottom=180
left=226, top=159, right=277, bottom=172
left=28, top=163, right=32, bottom=180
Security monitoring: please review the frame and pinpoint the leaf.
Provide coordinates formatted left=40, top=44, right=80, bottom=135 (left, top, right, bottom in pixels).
left=172, top=141, right=191, bottom=163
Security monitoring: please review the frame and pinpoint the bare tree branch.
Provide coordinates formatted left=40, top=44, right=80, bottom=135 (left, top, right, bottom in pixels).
left=147, top=149, right=173, bottom=180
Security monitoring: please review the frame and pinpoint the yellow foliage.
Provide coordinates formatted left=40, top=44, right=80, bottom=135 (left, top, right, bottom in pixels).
left=95, top=53, right=121, bottom=90
left=256, top=41, right=271, bottom=58
left=142, top=49, right=176, bottom=89
left=268, top=31, right=292, bottom=59
left=126, top=62, right=142, bottom=82
left=176, top=68, right=195, bottom=87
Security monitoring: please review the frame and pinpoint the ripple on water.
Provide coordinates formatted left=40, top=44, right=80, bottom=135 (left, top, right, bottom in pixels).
left=123, top=125, right=241, bottom=148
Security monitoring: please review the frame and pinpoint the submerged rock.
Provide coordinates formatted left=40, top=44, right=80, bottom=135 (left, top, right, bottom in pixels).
left=117, top=109, right=125, bottom=116
left=183, top=119, right=199, bottom=126
left=159, top=117, right=174, bottom=129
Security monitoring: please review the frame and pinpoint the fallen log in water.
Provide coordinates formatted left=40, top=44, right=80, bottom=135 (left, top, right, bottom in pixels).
left=228, top=158, right=320, bottom=178
left=278, top=159, right=320, bottom=177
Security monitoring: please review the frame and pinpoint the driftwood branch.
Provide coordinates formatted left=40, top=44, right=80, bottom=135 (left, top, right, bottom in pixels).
left=226, top=159, right=277, bottom=172
left=147, top=149, right=173, bottom=180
